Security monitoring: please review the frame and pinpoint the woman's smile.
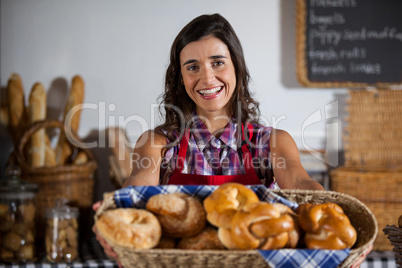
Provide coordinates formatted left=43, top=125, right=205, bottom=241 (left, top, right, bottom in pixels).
left=197, top=86, right=224, bottom=99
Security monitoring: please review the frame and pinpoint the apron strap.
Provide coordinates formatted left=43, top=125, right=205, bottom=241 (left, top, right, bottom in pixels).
left=176, top=129, right=190, bottom=173
left=241, top=123, right=255, bottom=175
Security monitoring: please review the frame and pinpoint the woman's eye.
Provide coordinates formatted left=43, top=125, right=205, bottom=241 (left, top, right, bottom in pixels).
left=213, top=61, right=224, bottom=67
left=187, top=65, right=198, bottom=71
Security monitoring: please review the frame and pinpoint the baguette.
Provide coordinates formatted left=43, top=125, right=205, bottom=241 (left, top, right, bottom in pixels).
left=44, top=135, right=57, bottom=167
left=72, top=151, right=87, bottom=165
left=55, top=75, right=85, bottom=164
left=107, top=127, right=132, bottom=184
left=28, top=82, right=47, bottom=167
left=7, top=73, right=27, bottom=146
left=0, top=107, right=8, bottom=126
left=0, top=87, right=8, bottom=126
left=64, top=75, right=84, bottom=132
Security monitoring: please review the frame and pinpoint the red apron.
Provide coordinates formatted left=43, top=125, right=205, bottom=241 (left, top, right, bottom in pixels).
left=167, top=123, right=262, bottom=186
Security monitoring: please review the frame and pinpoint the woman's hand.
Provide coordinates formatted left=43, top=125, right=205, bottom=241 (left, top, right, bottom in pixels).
left=350, top=243, right=373, bottom=268
left=92, top=201, right=124, bottom=268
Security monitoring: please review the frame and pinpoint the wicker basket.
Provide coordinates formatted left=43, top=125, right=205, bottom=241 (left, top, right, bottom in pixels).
left=331, top=167, right=402, bottom=251
left=95, top=189, right=377, bottom=268
left=343, top=90, right=402, bottom=167
left=383, top=225, right=402, bottom=267
left=13, top=120, right=97, bottom=237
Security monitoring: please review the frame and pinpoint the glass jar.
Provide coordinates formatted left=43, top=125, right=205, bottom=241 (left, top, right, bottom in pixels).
left=45, top=199, right=79, bottom=263
left=0, top=166, right=38, bottom=263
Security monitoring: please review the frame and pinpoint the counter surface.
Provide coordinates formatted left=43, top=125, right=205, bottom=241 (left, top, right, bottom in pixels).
left=0, top=238, right=396, bottom=268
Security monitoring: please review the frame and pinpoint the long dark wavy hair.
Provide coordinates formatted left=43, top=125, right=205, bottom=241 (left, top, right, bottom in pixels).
left=155, top=13, right=260, bottom=143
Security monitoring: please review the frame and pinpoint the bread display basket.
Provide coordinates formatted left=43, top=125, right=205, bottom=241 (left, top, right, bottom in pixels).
left=10, top=120, right=97, bottom=240
left=95, top=185, right=377, bottom=268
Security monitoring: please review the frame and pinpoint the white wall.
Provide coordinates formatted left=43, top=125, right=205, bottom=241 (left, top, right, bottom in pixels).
left=1, top=0, right=347, bottom=154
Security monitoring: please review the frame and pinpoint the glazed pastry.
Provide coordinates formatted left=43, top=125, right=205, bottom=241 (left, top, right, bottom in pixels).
left=203, top=183, right=259, bottom=228
left=226, top=202, right=298, bottom=250
left=297, top=203, right=357, bottom=250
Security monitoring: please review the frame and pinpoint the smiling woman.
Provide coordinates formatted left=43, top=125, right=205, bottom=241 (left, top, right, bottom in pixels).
left=118, top=13, right=326, bottom=190
left=91, top=14, right=374, bottom=267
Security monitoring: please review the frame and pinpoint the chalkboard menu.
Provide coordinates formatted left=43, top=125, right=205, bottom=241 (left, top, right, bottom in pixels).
left=296, top=0, right=402, bottom=87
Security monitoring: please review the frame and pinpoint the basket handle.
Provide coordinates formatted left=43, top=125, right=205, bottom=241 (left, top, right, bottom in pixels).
left=17, top=119, right=94, bottom=165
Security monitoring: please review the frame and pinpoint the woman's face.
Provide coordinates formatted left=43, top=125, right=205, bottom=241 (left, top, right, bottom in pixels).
left=180, top=35, right=236, bottom=118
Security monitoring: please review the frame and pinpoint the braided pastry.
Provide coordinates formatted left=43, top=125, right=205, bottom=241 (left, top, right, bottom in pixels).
left=221, top=202, right=298, bottom=250
left=297, top=203, right=357, bottom=249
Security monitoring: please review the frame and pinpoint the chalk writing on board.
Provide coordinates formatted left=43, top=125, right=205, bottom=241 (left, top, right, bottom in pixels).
left=296, top=0, right=402, bottom=87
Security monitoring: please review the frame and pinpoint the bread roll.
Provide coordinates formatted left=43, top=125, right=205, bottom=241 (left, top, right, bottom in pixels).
left=7, top=73, right=27, bottom=146
left=3, top=231, right=22, bottom=252
left=146, top=193, right=206, bottom=238
left=203, top=183, right=259, bottom=228
left=297, top=203, right=357, bottom=250
left=17, top=244, right=34, bottom=261
left=154, top=235, right=177, bottom=249
left=217, top=227, right=240, bottom=249
left=228, top=202, right=297, bottom=250
left=28, top=82, right=46, bottom=167
left=95, top=208, right=161, bottom=249
left=177, top=226, right=225, bottom=250
left=252, top=203, right=299, bottom=250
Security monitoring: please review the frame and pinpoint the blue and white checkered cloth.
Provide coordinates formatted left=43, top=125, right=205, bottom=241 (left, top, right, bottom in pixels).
left=114, top=185, right=350, bottom=268
left=114, top=185, right=298, bottom=209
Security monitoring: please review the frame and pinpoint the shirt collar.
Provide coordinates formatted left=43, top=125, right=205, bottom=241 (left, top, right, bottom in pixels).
left=190, top=114, right=238, bottom=152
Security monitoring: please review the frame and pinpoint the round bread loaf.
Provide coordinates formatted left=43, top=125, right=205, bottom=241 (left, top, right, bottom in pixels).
left=177, top=226, right=225, bottom=250
left=203, top=182, right=259, bottom=228
left=297, top=202, right=357, bottom=250
left=146, top=193, right=206, bottom=238
left=154, top=235, right=177, bottom=249
left=95, top=208, right=161, bottom=249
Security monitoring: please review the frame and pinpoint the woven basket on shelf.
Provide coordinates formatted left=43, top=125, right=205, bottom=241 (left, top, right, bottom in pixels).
left=343, top=90, right=402, bottom=167
left=383, top=225, right=402, bottom=267
left=331, top=89, right=402, bottom=251
left=13, top=120, right=97, bottom=237
left=95, top=189, right=377, bottom=268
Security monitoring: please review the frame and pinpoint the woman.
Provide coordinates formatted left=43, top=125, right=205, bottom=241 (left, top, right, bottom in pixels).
left=94, top=13, right=370, bottom=267
left=122, top=13, right=324, bottom=190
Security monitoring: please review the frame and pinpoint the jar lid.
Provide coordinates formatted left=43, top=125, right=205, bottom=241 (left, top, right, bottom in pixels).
left=0, top=166, right=38, bottom=194
left=45, top=198, right=79, bottom=218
